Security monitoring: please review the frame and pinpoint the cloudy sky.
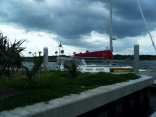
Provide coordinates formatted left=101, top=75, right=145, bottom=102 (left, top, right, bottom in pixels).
left=0, top=0, right=156, bottom=56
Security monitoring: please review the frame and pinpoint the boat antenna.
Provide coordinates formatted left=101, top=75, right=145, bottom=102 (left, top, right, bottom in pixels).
left=136, top=0, right=156, bottom=51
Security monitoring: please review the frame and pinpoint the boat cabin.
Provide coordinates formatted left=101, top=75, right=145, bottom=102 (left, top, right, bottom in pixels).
left=55, top=57, right=87, bottom=70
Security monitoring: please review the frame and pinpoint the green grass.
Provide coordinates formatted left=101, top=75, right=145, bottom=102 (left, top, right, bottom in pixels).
left=0, top=71, right=140, bottom=111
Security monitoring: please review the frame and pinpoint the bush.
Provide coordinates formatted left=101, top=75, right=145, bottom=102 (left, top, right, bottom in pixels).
left=0, top=34, right=25, bottom=85
left=22, top=55, right=45, bottom=90
left=0, top=71, right=140, bottom=111
left=64, top=60, right=79, bottom=78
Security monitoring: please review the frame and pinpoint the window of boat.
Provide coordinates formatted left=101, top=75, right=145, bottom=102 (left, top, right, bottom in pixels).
left=63, top=59, right=84, bottom=66
left=64, top=59, right=80, bottom=66
left=56, top=59, right=65, bottom=65
left=76, top=60, right=84, bottom=65
left=81, top=59, right=87, bottom=65
left=64, top=61, right=71, bottom=66
left=111, top=63, right=119, bottom=66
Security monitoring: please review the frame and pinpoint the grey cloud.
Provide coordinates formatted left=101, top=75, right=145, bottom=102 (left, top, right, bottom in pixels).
left=86, top=0, right=156, bottom=38
left=0, top=0, right=156, bottom=50
left=34, top=0, right=45, bottom=2
left=0, top=10, right=8, bottom=18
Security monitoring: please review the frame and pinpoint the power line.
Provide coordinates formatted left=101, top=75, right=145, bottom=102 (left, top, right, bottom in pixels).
left=136, top=0, right=156, bottom=52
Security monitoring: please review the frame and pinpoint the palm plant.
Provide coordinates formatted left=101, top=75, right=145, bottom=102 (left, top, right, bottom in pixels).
left=23, top=55, right=44, bottom=89
left=0, top=34, right=25, bottom=84
left=29, top=52, right=31, bottom=56
left=61, top=50, right=64, bottom=55
left=64, top=60, right=79, bottom=78
left=38, top=51, right=42, bottom=56
left=55, top=51, right=58, bottom=56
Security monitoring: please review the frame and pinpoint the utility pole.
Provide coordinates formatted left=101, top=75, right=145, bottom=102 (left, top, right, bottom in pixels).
left=109, top=0, right=113, bottom=52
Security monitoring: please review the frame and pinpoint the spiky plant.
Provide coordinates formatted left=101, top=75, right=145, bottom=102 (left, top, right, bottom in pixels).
left=22, top=55, right=44, bottom=90
left=61, top=50, right=64, bottom=55
left=0, top=34, right=25, bottom=84
left=64, top=60, right=79, bottom=78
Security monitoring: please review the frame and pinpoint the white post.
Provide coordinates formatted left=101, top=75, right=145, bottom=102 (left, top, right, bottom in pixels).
left=134, top=44, right=139, bottom=75
left=0, top=32, right=2, bottom=38
left=43, top=47, right=49, bottom=70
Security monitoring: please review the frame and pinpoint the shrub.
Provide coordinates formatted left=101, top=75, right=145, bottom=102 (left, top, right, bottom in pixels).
left=64, top=60, right=79, bottom=78
left=22, top=55, right=45, bottom=90
left=0, top=71, right=140, bottom=111
left=0, top=34, right=25, bottom=85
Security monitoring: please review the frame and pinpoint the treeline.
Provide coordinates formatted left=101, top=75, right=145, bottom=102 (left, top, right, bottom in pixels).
left=24, top=54, right=156, bottom=61
left=113, top=54, right=156, bottom=60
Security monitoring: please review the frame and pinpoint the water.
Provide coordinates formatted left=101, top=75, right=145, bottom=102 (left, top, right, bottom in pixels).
left=87, top=60, right=156, bottom=70
left=148, top=90, right=156, bottom=117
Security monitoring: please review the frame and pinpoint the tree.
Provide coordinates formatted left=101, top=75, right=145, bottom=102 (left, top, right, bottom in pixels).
left=38, top=51, right=42, bottom=56
left=29, top=52, right=31, bottom=56
left=0, top=34, right=25, bottom=84
left=55, top=51, right=57, bottom=55
left=61, top=50, right=64, bottom=55
left=64, top=60, right=79, bottom=78
left=73, top=52, right=76, bottom=55
left=86, top=50, right=89, bottom=53
left=0, top=34, right=45, bottom=89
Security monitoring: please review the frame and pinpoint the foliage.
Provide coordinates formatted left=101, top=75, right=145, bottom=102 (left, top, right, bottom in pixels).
left=0, top=71, right=140, bottom=111
left=61, top=50, right=64, bottom=55
left=55, top=51, right=58, bottom=55
left=22, top=55, right=45, bottom=89
left=64, top=60, right=79, bottom=78
left=113, top=54, right=156, bottom=60
left=0, top=34, right=25, bottom=84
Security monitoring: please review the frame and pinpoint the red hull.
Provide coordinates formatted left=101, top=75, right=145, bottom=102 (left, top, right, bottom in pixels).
left=74, top=50, right=112, bottom=59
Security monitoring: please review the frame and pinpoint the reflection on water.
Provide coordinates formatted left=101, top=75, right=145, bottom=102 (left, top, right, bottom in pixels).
left=141, top=88, right=156, bottom=117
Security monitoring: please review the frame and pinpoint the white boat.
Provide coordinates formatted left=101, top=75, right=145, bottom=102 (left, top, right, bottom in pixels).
left=55, top=56, right=133, bottom=73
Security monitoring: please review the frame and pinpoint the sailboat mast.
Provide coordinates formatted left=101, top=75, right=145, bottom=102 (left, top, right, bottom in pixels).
left=109, top=0, right=113, bottom=52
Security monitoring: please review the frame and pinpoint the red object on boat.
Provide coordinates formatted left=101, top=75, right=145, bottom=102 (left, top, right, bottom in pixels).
left=74, top=50, right=113, bottom=59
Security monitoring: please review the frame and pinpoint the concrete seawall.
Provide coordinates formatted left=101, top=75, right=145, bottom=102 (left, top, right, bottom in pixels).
left=0, top=75, right=154, bottom=117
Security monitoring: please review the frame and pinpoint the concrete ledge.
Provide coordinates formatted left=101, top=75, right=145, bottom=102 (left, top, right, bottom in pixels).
left=0, top=75, right=154, bottom=117
left=150, top=112, right=156, bottom=117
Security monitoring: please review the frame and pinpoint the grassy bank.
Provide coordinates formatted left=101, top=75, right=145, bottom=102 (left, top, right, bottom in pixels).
left=0, top=71, right=140, bottom=112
